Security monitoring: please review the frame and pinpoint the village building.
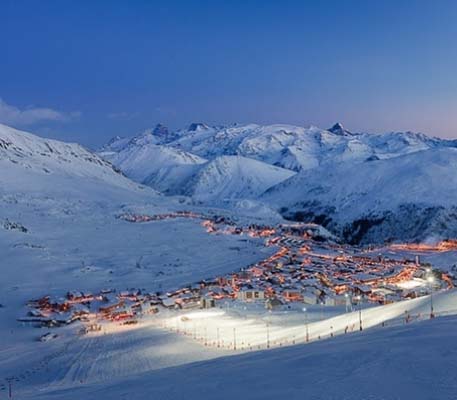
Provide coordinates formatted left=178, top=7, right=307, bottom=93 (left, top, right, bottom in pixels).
left=201, top=296, right=216, bottom=309
left=323, top=294, right=347, bottom=307
left=237, top=289, right=265, bottom=302
left=161, top=297, right=176, bottom=309
left=302, top=291, right=318, bottom=305
left=282, top=289, right=303, bottom=302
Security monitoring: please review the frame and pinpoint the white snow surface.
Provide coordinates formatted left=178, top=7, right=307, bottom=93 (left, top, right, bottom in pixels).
left=179, top=155, right=296, bottom=201
left=0, top=123, right=145, bottom=193
left=10, top=290, right=457, bottom=400
left=99, top=140, right=206, bottom=184
left=262, top=147, right=457, bottom=243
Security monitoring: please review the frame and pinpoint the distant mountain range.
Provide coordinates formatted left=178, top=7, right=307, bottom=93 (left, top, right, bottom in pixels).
left=100, top=122, right=455, bottom=171
left=98, top=122, right=457, bottom=243
left=2, top=120, right=457, bottom=244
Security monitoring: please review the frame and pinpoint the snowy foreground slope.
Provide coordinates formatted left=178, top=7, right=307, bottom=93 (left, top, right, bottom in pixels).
left=21, top=308, right=457, bottom=399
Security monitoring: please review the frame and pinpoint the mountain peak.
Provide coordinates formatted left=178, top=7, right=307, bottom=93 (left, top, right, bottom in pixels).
left=188, top=122, right=209, bottom=132
left=153, top=123, right=170, bottom=137
left=328, top=122, right=346, bottom=135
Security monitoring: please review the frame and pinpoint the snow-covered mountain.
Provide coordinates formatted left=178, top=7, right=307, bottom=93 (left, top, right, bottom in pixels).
left=99, top=140, right=206, bottom=184
left=182, top=155, right=295, bottom=201
left=99, top=121, right=457, bottom=243
left=0, top=123, right=151, bottom=199
left=102, top=122, right=456, bottom=175
left=99, top=123, right=304, bottom=198
left=262, top=147, right=457, bottom=244
left=160, top=122, right=454, bottom=171
left=143, top=155, right=295, bottom=201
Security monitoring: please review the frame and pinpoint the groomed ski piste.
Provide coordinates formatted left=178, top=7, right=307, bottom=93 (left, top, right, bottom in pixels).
left=30, top=314, right=457, bottom=400
left=3, top=289, right=457, bottom=400
left=157, top=288, right=457, bottom=351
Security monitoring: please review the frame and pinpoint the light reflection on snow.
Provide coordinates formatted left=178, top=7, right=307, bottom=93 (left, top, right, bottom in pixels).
left=396, top=279, right=427, bottom=290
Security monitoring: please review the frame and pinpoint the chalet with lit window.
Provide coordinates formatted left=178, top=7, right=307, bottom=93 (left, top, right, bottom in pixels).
left=237, top=288, right=265, bottom=301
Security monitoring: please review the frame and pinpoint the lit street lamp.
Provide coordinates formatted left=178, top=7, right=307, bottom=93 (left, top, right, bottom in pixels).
left=344, top=292, right=353, bottom=313
left=266, top=310, right=272, bottom=349
left=303, top=307, right=309, bottom=342
left=427, top=275, right=435, bottom=318
left=356, top=295, right=363, bottom=331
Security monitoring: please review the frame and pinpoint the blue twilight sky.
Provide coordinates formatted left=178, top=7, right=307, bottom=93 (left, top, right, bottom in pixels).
left=1, top=0, right=457, bottom=147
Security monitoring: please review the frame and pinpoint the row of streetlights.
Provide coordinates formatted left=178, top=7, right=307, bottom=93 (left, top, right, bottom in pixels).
left=302, top=300, right=358, bottom=344
left=426, top=267, right=435, bottom=318
left=171, top=271, right=438, bottom=350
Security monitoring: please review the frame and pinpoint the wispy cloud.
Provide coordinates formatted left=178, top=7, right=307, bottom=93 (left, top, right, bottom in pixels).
left=0, top=98, right=81, bottom=126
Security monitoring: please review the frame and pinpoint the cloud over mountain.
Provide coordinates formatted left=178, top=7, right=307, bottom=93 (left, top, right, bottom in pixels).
left=0, top=98, right=80, bottom=126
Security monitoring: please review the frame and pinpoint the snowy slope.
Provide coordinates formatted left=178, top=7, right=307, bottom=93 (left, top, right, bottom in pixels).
left=0, top=123, right=273, bottom=300
left=98, top=124, right=179, bottom=153
left=262, top=147, right=457, bottom=243
left=142, top=163, right=202, bottom=195
left=179, top=155, right=296, bottom=201
left=144, top=155, right=296, bottom=200
left=99, top=138, right=206, bottom=184
left=40, top=317, right=457, bottom=400
left=0, top=123, right=151, bottom=197
left=18, top=290, right=457, bottom=400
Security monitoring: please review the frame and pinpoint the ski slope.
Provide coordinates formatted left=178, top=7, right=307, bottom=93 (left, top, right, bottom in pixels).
left=159, top=288, right=457, bottom=350
left=12, top=291, right=457, bottom=400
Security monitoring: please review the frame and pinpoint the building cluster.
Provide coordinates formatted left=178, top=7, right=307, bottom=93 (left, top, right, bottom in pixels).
left=21, top=289, right=163, bottom=332
left=160, top=224, right=455, bottom=310
left=117, top=211, right=203, bottom=223
left=23, top=212, right=457, bottom=333
left=149, top=224, right=455, bottom=311
left=389, top=240, right=457, bottom=252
